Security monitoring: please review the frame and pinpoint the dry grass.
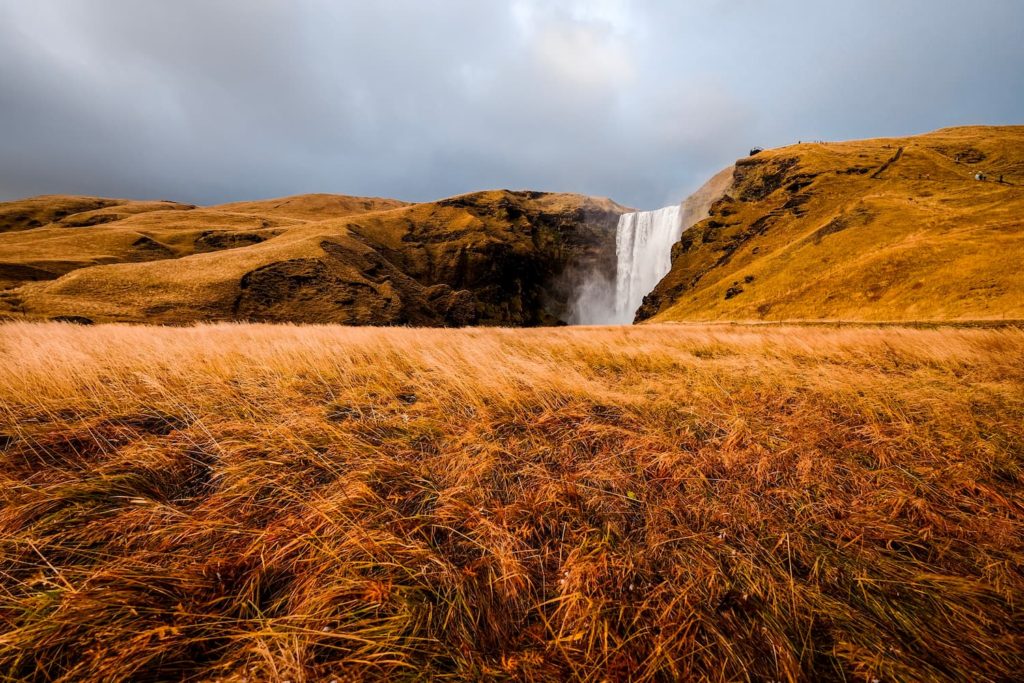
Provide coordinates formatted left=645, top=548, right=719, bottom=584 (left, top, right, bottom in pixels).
left=1, top=322, right=1022, bottom=681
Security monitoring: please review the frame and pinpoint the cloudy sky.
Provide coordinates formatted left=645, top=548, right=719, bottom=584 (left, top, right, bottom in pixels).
left=1, top=1, right=1022, bottom=209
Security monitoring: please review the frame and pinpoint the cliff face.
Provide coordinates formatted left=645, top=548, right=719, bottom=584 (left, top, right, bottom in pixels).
left=637, top=126, right=1024, bottom=323
left=346, top=191, right=624, bottom=326
left=0, top=190, right=627, bottom=326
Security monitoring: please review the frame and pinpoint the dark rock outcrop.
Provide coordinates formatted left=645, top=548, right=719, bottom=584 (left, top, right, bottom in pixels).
left=0, top=190, right=628, bottom=326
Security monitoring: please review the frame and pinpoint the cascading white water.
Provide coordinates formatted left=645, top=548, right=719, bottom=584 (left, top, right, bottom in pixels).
left=567, top=204, right=685, bottom=325
left=569, top=167, right=733, bottom=325
left=612, top=205, right=684, bottom=324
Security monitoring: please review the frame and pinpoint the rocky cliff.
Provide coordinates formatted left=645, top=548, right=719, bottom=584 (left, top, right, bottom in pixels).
left=0, top=191, right=628, bottom=326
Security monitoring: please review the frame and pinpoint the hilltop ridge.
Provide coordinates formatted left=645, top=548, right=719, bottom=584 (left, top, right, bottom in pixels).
left=2, top=126, right=1022, bottom=327
left=0, top=190, right=628, bottom=326
left=639, top=125, right=1024, bottom=322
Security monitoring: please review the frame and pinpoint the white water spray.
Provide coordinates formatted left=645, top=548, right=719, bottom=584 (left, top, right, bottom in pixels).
left=569, top=166, right=734, bottom=325
left=612, top=205, right=684, bottom=323
left=569, top=204, right=684, bottom=325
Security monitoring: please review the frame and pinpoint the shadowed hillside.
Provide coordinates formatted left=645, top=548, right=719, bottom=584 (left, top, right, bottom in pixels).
left=0, top=191, right=627, bottom=326
left=0, top=196, right=197, bottom=234
left=639, top=126, right=1024, bottom=323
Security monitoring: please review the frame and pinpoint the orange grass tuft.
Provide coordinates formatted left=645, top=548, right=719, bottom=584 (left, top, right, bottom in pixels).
left=0, top=322, right=1022, bottom=681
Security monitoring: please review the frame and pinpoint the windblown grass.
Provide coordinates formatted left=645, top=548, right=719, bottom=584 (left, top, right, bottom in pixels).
left=0, top=322, right=1022, bottom=681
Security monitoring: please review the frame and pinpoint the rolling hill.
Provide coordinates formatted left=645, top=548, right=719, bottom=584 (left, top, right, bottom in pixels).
left=0, top=191, right=627, bottom=326
left=2, top=126, right=1021, bottom=328
left=639, top=125, right=1024, bottom=323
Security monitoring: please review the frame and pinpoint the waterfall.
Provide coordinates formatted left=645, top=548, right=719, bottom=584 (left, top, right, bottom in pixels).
left=567, top=204, right=684, bottom=325
left=612, top=205, right=684, bottom=323
left=569, top=166, right=733, bottom=325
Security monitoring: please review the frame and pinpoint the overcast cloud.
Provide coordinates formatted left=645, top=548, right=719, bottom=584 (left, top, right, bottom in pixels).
left=1, top=0, right=1022, bottom=209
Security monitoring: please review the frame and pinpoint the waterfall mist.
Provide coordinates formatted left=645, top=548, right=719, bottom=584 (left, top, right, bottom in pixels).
left=567, top=165, right=735, bottom=325
left=614, top=206, right=684, bottom=323
left=569, top=205, right=684, bottom=325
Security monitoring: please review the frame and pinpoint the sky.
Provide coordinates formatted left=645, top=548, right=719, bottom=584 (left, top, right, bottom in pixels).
left=1, top=1, right=1022, bottom=209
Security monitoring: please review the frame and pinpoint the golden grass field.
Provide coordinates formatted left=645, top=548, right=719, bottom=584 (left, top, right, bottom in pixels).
left=1, top=322, right=1022, bottom=681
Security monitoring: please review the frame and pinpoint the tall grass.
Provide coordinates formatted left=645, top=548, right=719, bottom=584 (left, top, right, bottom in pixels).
left=1, top=322, right=1022, bottom=681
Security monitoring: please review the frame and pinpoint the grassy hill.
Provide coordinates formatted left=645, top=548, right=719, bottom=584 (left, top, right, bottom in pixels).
left=0, top=191, right=627, bottom=326
left=5, top=126, right=1021, bottom=328
left=0, top=196, right=197, bottom=234
left=639, top=126, right=1024, bottom=323
left=1, top=321, right=1021, bottom=680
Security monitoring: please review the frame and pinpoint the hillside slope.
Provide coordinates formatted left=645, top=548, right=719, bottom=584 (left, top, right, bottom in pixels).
left=0, top=191, right=627, bottom=326
left=639, top=126, right=1024, bottom=322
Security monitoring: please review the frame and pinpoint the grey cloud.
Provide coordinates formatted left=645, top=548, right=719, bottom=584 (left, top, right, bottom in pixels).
left=0, top=0, right=1022, bottom=209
